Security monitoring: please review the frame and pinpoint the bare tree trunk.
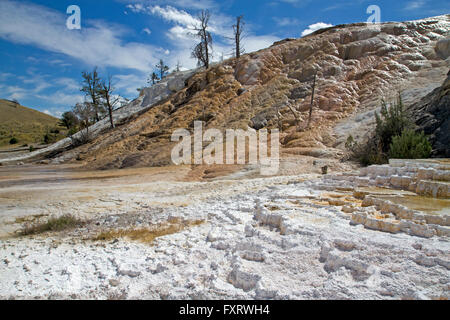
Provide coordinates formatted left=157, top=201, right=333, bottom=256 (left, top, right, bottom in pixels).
left=204, top=35, right=209, bottom=69
left=191, top=10, right=212, bottom=69
left=100, top=76, right=118, bottom=129
left=199, top=10, right=211, bottom=69
left=108, top=104, right=114, bottom=128
left=233, top=16, right=244, bottom=59
left=307, top=71, right=317, bottom=128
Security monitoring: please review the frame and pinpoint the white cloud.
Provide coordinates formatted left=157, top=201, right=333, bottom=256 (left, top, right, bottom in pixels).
left=25, top=56, right=72, bottom=67
left=0, top=73, right=14, bottom=82
left=127, top=4, right=278, bottom=70
left=48, top=59, right=72, bottom=67
left=166, top=25, right=191, bottom=41
left=0, top=84, right=26, bottom=100
left=128, top=5, right=230, bottom=69
left=0, top=70, right=84, bottom=111
left=149, top=5, right=199, bottom=27
left=36, top=91, right=84, bottom=106
left=122, top=0, right=217, bottom=10
left=405, top=0, right=427, bottom=10
left=277, top=0, right=313, bottom=7
left=54, top=77, right=80, bottom=91
left=20, top=72, right=52, bottom=93
left=54, top=110, right=64, bottom=118
left=26, top=56, right=39, bottom=63
left=0, top=72, right=50, bottom=101
left=113, top=73, right=148, bottom=96
left=301, top=22, right=333, bottom=37
left=42, top=109, right=64, bottom=118
left=131, top=4, right=233, bottom=39
left=8, top=92, right=26, bottom=101
left=0, top=0, right=160, bottom=72
left=273, top=17, right=300, bottom=27
left=244, top=35, right=280, bottom=53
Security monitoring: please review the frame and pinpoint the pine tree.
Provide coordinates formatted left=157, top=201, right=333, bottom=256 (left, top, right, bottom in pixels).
left=156, top=59, right=169, bottom=80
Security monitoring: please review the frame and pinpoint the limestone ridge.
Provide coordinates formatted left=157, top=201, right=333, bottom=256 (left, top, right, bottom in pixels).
left=2, top=15, right=449, bottom=167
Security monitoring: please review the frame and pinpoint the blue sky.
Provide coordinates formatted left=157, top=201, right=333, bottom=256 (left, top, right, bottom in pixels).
left=0, top=0, right=448, bottom=117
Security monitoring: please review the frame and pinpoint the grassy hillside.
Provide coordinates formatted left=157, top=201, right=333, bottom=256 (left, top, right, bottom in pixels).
left=0, top=99, right=64, bottom=147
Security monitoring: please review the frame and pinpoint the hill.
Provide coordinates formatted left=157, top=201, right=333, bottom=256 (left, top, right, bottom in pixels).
left=2, top=15, right=449, bottom=168
left=0, top=99, right=62, bottom=147
left=65, top=15, right=450, bottom=169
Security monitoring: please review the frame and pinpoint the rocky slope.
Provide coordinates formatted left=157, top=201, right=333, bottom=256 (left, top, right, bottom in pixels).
left=408, top=69, right=450, bottom=157
left=2, top=15, right=449, bottom=168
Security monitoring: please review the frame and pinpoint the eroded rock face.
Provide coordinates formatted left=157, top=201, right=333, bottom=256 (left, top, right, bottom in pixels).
left=408, top=71, right=450, bottom=157
left=140, top=70, right=196, bottom=109
left=435, top=39, right=450, bottom=59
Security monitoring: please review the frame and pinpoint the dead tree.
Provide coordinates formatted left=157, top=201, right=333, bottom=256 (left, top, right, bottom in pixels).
left=307, top=71, right=317, bottom=128
left=233, top=15, right=245, bottom=59
left=72, top=102, right=95, bottom=144
left=99, top=76, right=120, bottom=129
left=81, top=67, right=102, bottom=122
left=191, top=10, right=213, bottom=69
left=175, top=60, right=182, bottom=72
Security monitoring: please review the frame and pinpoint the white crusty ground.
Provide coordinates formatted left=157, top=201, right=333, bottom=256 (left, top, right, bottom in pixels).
left=0, top=174, right=448, bottom=300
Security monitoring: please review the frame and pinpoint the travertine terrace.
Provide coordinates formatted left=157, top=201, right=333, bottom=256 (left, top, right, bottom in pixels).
left=0, top=158, right=448, bottom=299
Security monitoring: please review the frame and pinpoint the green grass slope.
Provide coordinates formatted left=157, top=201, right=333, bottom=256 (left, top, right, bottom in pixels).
left=0, top=99, right=63, bottom=147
